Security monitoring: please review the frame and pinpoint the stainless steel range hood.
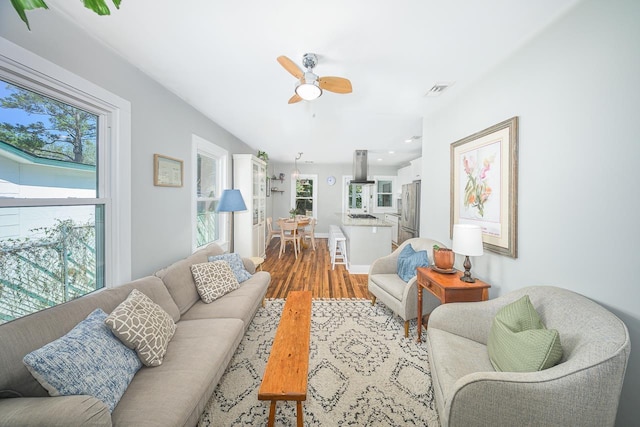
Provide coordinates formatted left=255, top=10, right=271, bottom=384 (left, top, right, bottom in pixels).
left=351, top=150, right=375, bottom=184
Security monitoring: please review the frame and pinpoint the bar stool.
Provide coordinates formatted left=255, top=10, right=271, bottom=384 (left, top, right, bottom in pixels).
left=330, top=229, right=348, bottom=270
left=329, top=225, right=341, bottom=258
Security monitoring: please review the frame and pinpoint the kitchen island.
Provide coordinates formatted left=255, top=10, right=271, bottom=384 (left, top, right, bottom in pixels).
left=339, top=214, right=393, bottom=274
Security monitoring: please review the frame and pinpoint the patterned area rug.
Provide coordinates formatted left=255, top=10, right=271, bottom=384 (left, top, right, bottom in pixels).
left=198, top=299, right=440, bottom=426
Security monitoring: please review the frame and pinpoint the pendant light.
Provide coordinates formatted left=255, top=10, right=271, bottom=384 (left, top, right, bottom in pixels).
left=292, top=152, right=303, bottom=179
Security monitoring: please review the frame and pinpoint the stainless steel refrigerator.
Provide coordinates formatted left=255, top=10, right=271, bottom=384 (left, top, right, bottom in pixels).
left=399, top=181, right=420, bottom=245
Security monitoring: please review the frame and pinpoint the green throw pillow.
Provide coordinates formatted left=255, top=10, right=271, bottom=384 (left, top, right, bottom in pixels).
left=487, top=295, right=563, bottom=372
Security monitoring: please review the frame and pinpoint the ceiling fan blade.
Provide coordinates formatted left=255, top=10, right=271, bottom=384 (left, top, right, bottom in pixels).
left=277, top=56, right=303, bottom=79
left=288, top=93, right=303, bottom=104
left=319, top=76, right=352, bottom=94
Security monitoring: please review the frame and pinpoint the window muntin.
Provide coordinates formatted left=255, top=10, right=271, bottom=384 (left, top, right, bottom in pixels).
left=291, top=174, right=317, bottom=217
left=193, top=135, right=227, bottom=250
left=196, top=151, right=220, bottom=247
left=0, top=41, right=129, bottom=323
left=376, top=179, right=393, bottom=207
left=343, top=176, right=371, bottom=214
left=0, top=79, right=105, bottom=323
left=372, top=176, right=396, bottom=213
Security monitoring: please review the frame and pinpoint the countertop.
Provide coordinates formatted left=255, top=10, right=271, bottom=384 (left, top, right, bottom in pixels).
left=340, top=214, right=392, bottom=227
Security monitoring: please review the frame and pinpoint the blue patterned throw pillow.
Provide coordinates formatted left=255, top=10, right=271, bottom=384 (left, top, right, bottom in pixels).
left=397, top=244, right=430, bottom=282
left=208, top=252, right=252, bottom=283
left=23, top=309, right=142, bottom=412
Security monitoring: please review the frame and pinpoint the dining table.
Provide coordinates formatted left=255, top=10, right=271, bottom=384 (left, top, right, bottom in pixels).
left=280, top=217, right=311, bottom=249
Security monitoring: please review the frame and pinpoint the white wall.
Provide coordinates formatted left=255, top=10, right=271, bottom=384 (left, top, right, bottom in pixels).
left=0, top=3, right=256, bottom=278
left=420, top=0, right=639, bottom=424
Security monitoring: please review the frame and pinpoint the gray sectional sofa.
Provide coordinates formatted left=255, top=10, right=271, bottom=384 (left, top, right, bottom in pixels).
left=0, top=243, right=270, bottom=427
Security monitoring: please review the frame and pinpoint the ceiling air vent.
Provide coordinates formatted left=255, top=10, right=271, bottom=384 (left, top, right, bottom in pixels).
left=425, top=82, right=454, bottom=97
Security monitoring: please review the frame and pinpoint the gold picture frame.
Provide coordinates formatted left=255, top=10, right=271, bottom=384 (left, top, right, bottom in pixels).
left=154, top=154, right=183, bottom=187
left=450, top=117, right=518, bottom=258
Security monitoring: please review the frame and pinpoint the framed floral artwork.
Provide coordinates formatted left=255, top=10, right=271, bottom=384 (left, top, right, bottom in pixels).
left=450, top=117, right=518, bottom=258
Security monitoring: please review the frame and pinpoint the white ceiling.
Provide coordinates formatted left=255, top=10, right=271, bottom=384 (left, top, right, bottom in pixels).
left=48, top=0, right=579, bottom=167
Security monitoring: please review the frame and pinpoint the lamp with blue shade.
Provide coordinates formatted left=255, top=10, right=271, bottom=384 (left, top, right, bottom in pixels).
left=217, top=189, right=247, bottom=251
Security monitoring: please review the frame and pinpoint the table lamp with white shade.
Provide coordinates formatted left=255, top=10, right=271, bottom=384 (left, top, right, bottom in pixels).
left=216, top=189, right=247, bottom=252
left=452, top=224, right=484, bottom=283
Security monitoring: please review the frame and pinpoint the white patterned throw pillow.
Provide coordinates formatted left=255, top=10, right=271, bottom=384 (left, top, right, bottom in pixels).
left=105, top=289, right=176, bottom=367
left=23, top=309, right=142, bottom=412
left=191, top=261, right=240, bottom=303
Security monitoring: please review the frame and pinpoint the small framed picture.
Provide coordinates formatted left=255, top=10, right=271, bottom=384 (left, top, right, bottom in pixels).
left=154, top=154, right=183, bottom=187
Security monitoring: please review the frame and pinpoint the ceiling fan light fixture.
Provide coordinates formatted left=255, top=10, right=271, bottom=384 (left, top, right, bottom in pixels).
left=295, top=80, right=322, bottom=100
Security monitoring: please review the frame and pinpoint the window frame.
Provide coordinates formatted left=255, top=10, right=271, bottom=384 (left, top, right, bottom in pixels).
left=290, top=174, right=318, bottom=217
left=342, top=175, right=371, bottom=214
left=191, top=134, right=229, bottom=252
left=372, top=175, right=397, bottom=213
left=0, top=36, right=132, bottom=287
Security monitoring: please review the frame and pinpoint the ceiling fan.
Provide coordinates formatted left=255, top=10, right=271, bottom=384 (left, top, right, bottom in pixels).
left=277, top=53, right=352, bottom=104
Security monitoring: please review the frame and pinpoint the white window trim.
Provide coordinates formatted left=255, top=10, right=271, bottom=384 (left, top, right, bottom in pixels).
left=191, top=134, right=229, bottom=252
left=341, top=175, right=372, bottom=214
left=0, top=36, right=132, bottom=286
left=290, top=174, right=318, bottom=218
left=371, top=175, right=397, bottom=214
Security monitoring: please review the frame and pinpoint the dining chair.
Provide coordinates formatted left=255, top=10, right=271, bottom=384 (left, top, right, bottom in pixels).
left=278, top=219, right=301, bottom=259
left=266, top=217, right=280, bottom=246
left=302, top=217, right=317, bottom=250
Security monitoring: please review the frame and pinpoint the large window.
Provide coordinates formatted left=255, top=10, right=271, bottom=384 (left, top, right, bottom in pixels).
left=0, top=39, right=130, bottom=324
left=291, top=174, right=317, bottom=217
left=192, top=135, right=228, bottom=250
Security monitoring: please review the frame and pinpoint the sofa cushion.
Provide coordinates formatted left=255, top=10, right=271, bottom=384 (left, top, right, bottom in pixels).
left=22, top=309, right=142, bottom=412
left=487, top=295, right=563, bottom=372
left=111, top=318, right=245, bottom=427
left=397, top=243, right=429, bottom=282
left=208, top=253, right=253, bottom=283
left=105, top=289, right=176, bottom=366
left=155, top=244, right=225, bottom=315
left=180, top=273, right=269, bottom=329
left=426, top=327, right=495, bottom=422
left=369, top=273, right=407, bottom=301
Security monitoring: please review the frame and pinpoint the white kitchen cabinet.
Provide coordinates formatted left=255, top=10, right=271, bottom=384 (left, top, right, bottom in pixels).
left=410, top=157, right=422, bottom=180
left=233, top=154, right=266, bottom=257
left=396, top=165, right=411, bottom=189
left=384, top=213, right=399, bottom=245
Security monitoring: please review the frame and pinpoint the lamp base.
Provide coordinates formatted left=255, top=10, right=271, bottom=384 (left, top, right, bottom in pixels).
left=459, top=255, right=476, bottom=283
left=459, top=273, right=476, bottom=283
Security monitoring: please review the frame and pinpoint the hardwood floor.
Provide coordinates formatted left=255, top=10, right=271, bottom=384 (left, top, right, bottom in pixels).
left=261, top=237, right=372, bottom=300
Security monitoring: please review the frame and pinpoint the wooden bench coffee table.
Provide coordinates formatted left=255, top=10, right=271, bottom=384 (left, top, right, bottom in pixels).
left=258, top=290, right=312, bottom=427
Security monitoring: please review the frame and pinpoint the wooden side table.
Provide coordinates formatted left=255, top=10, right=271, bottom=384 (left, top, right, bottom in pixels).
left=416, top=267, right=490, bottom=342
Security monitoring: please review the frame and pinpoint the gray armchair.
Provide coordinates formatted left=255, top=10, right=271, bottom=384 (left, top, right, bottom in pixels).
left=368, top=237, right=445, bottom=337
left=427, top=285, right=630, bottom=426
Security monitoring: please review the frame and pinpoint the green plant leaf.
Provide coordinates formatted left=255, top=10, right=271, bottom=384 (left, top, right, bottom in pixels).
left=10, top=0, right=49, bottom=31
left=112, top=0, right=121, bottom=8
left=82, top=0, right=112, bottom=16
